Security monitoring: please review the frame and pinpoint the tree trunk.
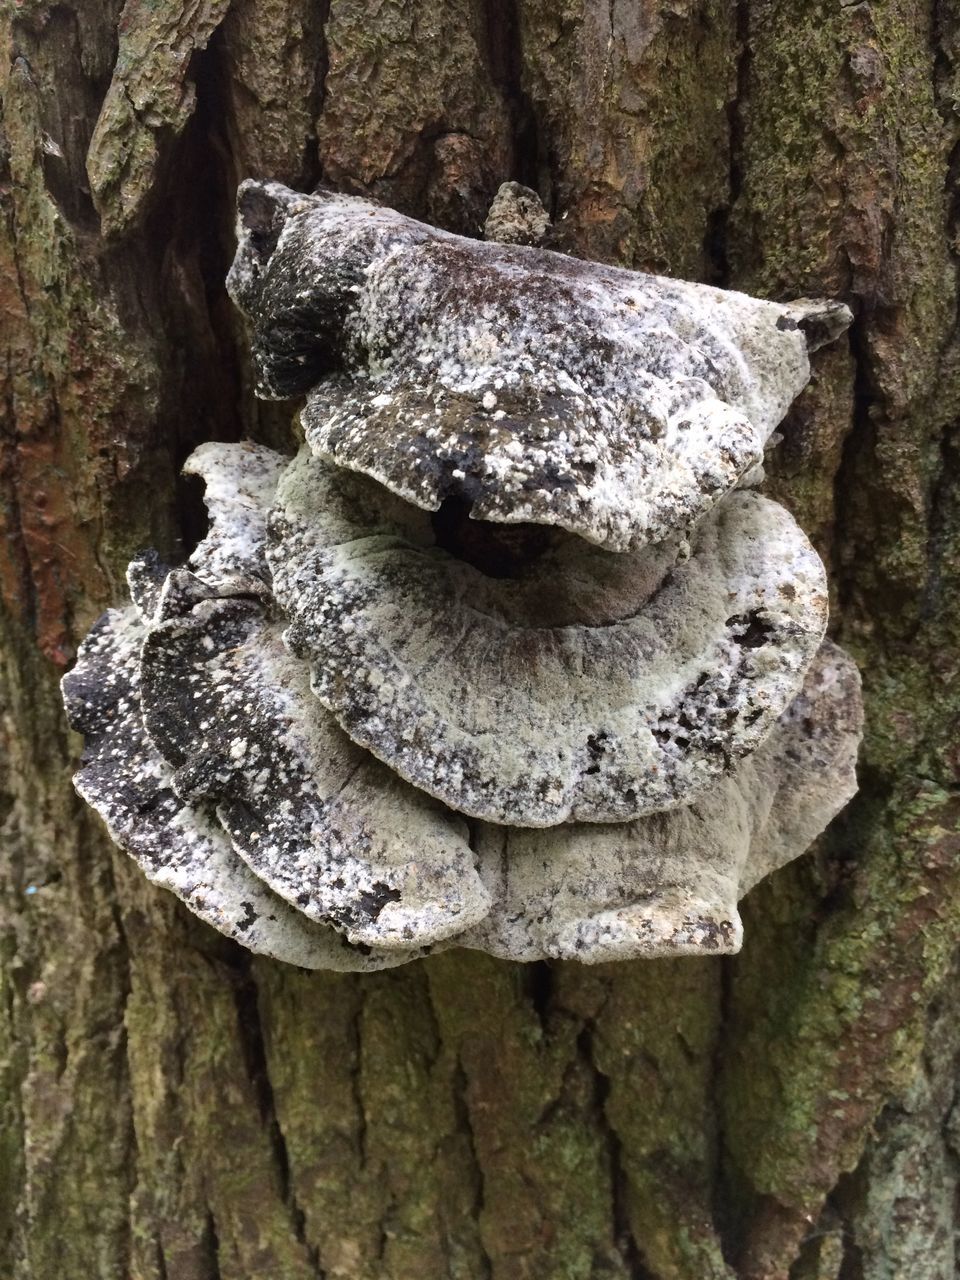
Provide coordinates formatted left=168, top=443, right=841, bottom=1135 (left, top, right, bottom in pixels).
left=2, top=2, right=959, bottom=1277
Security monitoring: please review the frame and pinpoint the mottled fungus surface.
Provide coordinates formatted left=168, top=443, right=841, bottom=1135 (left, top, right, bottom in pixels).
left=62, top=181, right=862, bottom=968
left=461, top=641, right=863, bottom=962
left=62, top=606, right=413, bottom=971
left=139, top=572, right=488, bottom=948
left=268, top=448, right=828, bottom=826
left=228, top=180, right=851, bottom=552
left=482, top=180, right=552, bottom=247
left=181, top=441, right=286, bottom=593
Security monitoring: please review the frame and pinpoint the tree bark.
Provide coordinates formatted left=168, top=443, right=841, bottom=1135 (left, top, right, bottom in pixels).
left=2, top=2, right=959, bottom=1277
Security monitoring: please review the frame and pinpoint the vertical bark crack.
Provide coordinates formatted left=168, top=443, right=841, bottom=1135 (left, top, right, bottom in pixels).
left=349, top=983, right=368, bottom=1172
left=155, top=1237, right=169, bottom=1280
left=232, top=961, right=326, bottom=1278
left=527, top=960, right=554, bottom=1034
left=312, top=0, right=333, bottom=185
left=576, top=1025, right=652, bottom=1279
left=829, top=308, right=872, bottom=629
left=452, top=1054, right=494, bottom=1280
left=203, top=1209, right=223, bottom=1280
left=710, top=954, right=738, bottom=1269
left=705, top=0, right=749, bottom=286
left=481, top=0, right=544, bottom=195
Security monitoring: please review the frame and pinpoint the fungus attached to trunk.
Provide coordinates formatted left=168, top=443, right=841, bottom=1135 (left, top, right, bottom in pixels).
left=267, top=448, right=828, bottom=826
left=461, top=641, right=863, bottom=962
left=228, top=181, right=851, bottom=553
left=63, top=181, right=862, bottom=968
left=62, top=606, right=413, bottom=971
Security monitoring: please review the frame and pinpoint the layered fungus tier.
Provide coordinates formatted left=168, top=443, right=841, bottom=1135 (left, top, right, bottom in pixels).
left=63, top=181, right=863, bottom=968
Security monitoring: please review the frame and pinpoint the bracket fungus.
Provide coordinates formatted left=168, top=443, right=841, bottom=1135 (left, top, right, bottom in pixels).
left=268, top=449, right=829, bottom=826
left=63, top=181, right=863, bottom=969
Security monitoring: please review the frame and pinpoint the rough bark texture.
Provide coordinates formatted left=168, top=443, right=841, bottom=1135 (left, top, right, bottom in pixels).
left=1, top=2, right=959, bottom=1277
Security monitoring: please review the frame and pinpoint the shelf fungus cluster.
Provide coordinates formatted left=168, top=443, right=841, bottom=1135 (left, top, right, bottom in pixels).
left=63, top=181, right=864, bottom=970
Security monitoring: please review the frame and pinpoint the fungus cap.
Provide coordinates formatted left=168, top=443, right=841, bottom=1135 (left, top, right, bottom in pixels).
left=268, top=449, right=829, bottom=826
left=138, top=571, right=489, bottom=949
left=130, top=454, right=489, bottom=950
left=227, top=180, right=852, bottom=552
left=61, top=608, right=415, bottom=971
left=62, top=443, right=863, bottom=967
left=461, top=641, right=863, bottom=962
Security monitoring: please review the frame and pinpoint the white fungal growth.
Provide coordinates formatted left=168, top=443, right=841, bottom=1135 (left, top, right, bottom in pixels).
left=61, top=180, right=862, bottom=968
left=61, top=606, right=417, bottom=971
left=267, top=448, right=828, bottom=826
left=228, top=180, right=851, bottom=552
left=182, top=441, right=287, bottom=593
left=138, top=571, right=489, bottom=949
left=460, top=640, right=862, bottom=962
